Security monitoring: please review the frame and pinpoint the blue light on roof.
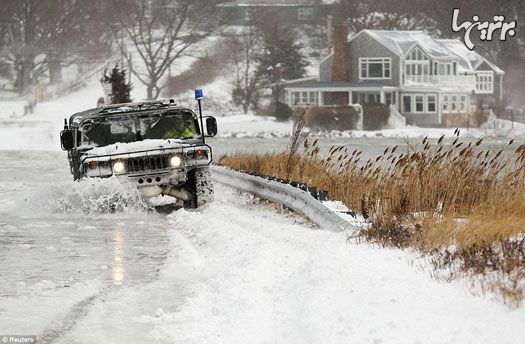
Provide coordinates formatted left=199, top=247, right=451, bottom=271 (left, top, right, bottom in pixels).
left=195, top=89, right=204, bottom=100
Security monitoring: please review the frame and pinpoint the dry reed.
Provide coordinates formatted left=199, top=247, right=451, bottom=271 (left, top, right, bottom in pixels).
left=219, top=132, right=525, bottom=304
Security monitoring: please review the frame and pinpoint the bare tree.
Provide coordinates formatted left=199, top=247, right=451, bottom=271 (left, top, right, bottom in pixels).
left=226, top=27, right=263, bottom=113
left=0, top=0, right=115, bottom=92
left=114, top=0, right=221, bottom=100
left=335, top=0, right=431, bottom=32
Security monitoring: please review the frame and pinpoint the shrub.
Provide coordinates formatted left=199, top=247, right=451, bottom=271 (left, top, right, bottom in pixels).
left=274, top=102, right=293, bottom=122
left=362, top=103, right=389, bottom=131
left=300, top=106, right=359, bottom=131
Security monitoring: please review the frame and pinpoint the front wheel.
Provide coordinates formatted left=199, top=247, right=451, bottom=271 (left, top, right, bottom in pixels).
left=183, top=167, right=214, bottom=209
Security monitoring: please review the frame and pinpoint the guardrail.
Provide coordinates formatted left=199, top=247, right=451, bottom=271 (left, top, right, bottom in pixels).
left=211, top=165, right=358, bottom=234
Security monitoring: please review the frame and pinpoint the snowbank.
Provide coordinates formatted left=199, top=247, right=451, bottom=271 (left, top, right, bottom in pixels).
left=131, top=185, right=525, bottom=344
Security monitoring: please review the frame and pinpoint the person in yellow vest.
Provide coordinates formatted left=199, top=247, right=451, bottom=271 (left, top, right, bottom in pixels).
left=163, top=118, right=194, bottom=139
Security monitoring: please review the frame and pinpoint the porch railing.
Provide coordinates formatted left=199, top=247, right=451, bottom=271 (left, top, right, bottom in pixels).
left=404, top=74, right=476, bottom=90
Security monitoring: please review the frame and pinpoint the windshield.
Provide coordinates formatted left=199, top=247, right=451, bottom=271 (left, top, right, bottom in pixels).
left=80, top=110, right=200, bottom=147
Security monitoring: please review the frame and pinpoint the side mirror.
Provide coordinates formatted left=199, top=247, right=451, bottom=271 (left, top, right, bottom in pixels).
left=60, top=130, right=75, bottom=151
left=205, top=117, right=217, bottom=137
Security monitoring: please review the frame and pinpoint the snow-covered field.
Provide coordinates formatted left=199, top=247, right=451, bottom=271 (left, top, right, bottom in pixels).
left=1, top=83, right=525, bottom=343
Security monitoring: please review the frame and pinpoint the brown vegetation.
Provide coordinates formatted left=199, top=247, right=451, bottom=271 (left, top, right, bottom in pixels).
left=298, top=106, right=359, bottom=131
left=219, top=132, right=525, bottom=304
left=361, top=103, right=389, bottom=130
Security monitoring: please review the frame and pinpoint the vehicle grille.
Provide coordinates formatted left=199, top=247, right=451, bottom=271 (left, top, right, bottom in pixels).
left=126, top=156, right=168, bottom=173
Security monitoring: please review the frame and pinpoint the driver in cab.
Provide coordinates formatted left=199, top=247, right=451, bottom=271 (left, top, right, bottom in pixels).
left=162, top=117, right=194, bottom=139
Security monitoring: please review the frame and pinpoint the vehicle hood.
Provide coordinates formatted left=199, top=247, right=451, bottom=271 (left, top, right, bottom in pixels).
left=80, top=139, right=195, bottom=157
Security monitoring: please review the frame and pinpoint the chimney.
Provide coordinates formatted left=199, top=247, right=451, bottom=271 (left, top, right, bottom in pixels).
left=331, top=23, right=349, bottom=82
left=327, top=15, right=334, bottom=54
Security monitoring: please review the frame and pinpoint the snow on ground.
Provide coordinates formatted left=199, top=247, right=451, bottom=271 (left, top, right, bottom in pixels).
left=53, top=185, right=525, bottom=344
left=216, top=115, right=293, bottom=138
left=0, top=280, right=101, bottom=336
left=0, top=82, right=106, bottom=151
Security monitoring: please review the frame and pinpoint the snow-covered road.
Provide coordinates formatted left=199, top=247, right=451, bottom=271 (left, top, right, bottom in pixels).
left=1, top=149, right=525, bottom=343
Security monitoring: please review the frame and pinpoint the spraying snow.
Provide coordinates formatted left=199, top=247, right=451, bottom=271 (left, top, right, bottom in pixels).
left=19, top=177, right=152, bottom=217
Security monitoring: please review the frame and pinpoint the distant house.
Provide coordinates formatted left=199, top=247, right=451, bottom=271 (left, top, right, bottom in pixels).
left=284, top=27, right=505, bottom=127
left=218, top=0, right=331, bottom=26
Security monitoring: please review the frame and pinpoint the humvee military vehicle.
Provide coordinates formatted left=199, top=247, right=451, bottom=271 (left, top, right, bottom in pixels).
left=60, top=95, right=217, bottom=209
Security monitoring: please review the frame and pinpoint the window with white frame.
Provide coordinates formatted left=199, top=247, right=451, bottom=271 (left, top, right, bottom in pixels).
left=451, top=95, right=458, bottom=111
left=438, top=63, right=453, bottom=75
left=441, top=94, right=469, bottom=113
left=414, top=95, right=425, bottom=113
left=402, top=94, right=437, bottom=113
left=442, top=95, right=449, bottom=112
left=476, top=71, right=494, bottom=93
left=358, top=92, right=380, bottom=104
left=298, top=7, right=314, bottom=20
left=385, top=92, right=395, bottom=106
left=291, top=91, right=318, bottom=106
left=460, top=95, right=467, bottom=111
left=359, top=58, right=391, bottom=79
left=427, top=95, right=437, bottom=113
left=402, top=95, right=412, bottom=113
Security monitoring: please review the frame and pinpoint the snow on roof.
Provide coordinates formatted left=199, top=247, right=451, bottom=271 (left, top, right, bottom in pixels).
left=355, top=30, right=503, bottom=74
left=437, top=39, right=504, bottom=74
left=220, top=0, right=324, bottom=6
left=362, top=30, right=455, bottom=59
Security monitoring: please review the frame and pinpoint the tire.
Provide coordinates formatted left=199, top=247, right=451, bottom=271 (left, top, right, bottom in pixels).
left=183, top=167, right=214, bottom=209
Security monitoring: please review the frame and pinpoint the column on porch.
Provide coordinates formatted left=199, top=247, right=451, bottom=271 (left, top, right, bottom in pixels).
left=348, top=91, right=353, bottom=105
left=380, top=90, right=385, bottom=104
left=318, top=91, right=323, bottom=106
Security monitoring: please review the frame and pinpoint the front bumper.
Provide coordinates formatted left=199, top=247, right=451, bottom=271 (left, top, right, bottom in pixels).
left=79, top=145, right=211, bottom=182
left=126, top=169, right=186, bottom=187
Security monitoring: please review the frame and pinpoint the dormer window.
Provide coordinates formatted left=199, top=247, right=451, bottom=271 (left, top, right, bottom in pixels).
left=405, top=47, right=430, bottom=76
left=407, top=47, right=429, bottom=61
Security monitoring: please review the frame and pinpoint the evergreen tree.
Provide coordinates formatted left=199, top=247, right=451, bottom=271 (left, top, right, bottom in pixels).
left=101, top=65, right=132, bottom=104
left=252, top=8, right=309, bottom=116
left=256, top=38, right=308, bottom=84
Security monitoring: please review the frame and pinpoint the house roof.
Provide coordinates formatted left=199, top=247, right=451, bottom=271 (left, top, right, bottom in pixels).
left=219, top=0, right=325, bottom=7
left=352, top=30, right=504, bottom=74
left=437, top=39, right=504, bottom=74
left=360, top=30, right=456, bottom=59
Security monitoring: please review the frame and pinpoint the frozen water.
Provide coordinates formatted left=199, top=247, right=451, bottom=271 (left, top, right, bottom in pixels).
left=0, top=150, right=172, bottom=336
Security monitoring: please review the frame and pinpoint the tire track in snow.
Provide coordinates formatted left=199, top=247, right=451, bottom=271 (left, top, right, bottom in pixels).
left=37, top=287, right=114, bottom=344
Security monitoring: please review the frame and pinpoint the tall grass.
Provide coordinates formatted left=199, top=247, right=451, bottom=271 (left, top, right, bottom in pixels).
left=219, top=132, right=525, bottom=304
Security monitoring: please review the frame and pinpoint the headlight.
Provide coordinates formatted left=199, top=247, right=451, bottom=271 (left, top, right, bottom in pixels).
left=112, top=161, right=127, bottom=175
left=170, top=155, right=183, bottom=168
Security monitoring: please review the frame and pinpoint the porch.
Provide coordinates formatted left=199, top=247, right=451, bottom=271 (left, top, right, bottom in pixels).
left=284, top=81, right=398, bottom=109
left=403, top=74, right=476, bottom=90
